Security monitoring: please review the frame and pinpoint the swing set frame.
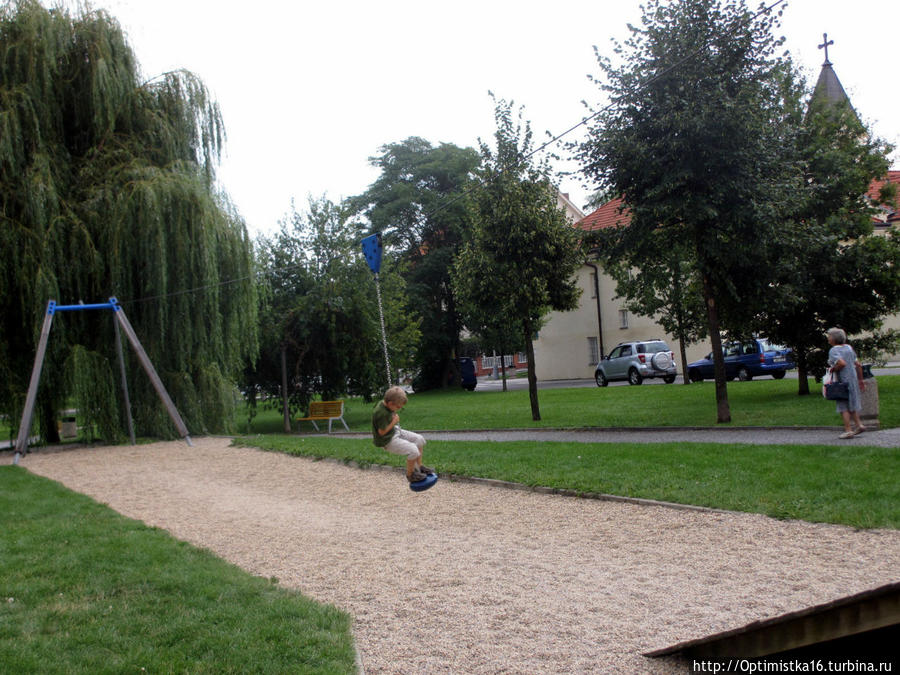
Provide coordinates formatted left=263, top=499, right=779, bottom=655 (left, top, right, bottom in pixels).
left=13, top=297, right=192, bottom=464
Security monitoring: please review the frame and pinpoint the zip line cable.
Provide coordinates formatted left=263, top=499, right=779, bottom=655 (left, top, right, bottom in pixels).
left=112, top=0, right=786, bottom=308
left=116, top=262, right=306, bottom=306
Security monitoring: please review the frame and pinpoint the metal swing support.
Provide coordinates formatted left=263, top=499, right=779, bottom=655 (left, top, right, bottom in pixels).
left=13, top=297, right=193, bottom=465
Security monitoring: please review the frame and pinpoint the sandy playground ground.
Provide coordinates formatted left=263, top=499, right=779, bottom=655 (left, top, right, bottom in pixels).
left=16, top=437, right=900, bottom=673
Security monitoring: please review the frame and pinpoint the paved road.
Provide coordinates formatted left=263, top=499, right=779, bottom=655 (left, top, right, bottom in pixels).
left=475, top=365, right=900, bottom=391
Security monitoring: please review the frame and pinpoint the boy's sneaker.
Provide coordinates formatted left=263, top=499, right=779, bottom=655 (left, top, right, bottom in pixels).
left=419, top=464, right=435, bottom=475
left=407, top=469, right=428, bottom=483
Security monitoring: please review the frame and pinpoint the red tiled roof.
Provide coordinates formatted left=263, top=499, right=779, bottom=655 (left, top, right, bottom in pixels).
left=577, top=171, right=900, bottom=231
left=868, top=170, right=899, bottom=226
left=868, top=170, right=900, bottom=204
left=575, top=196, right=631, bottom=232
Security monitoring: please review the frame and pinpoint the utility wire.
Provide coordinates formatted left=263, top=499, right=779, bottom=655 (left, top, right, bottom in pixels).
left=116, top=0, right=787, bottom=307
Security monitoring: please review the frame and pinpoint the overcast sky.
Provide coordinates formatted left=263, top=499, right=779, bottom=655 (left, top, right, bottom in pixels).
left=59, top=0, right=900, bottom=235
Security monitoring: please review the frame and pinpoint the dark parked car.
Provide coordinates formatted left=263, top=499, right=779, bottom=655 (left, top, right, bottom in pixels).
left=457, top=357, right=477, bottom=391
left=687, top=338, right=795, bottom=382
left=411, top=357, right=477, bottom=392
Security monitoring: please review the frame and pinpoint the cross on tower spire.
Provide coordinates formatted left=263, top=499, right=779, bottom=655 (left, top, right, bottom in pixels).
left=818, top=32, right=834, bottom=66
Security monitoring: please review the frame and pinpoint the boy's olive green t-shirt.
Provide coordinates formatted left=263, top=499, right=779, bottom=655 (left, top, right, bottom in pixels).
left=371, top=400, right=395, bottom=447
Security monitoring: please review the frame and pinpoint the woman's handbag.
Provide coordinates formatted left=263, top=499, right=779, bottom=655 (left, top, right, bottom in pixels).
left=823, top=368, right=850, bottom=401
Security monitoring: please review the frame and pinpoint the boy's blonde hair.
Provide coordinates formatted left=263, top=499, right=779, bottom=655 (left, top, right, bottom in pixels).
left=383, top=386, right=408, bottom=405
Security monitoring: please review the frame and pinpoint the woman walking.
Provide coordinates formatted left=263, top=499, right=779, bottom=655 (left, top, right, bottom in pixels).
left=826, top=327, right=866, bottom=439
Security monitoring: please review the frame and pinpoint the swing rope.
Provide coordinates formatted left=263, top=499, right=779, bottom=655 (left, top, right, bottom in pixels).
left=374, top=273, right=392, bottom=388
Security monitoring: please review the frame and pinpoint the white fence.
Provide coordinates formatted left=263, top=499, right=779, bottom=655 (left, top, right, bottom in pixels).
left=480, top=353, right=527, bottom=369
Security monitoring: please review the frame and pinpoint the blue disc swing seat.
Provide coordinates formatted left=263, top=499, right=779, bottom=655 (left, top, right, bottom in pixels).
left=409, top=472, right=438, bottom=492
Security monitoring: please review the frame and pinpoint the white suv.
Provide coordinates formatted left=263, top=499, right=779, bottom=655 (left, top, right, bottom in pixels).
left=595, top=340, right=677, bottom=386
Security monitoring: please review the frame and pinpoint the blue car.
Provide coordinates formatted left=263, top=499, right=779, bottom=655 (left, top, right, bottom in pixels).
left=687, top=338, right=795, bottom=382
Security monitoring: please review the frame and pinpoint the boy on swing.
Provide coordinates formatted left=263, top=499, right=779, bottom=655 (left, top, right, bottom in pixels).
left=372, top=386, right=434, bottom=483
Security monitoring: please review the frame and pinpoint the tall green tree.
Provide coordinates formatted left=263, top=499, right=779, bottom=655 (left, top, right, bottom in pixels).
left=577, top=0, right=799, bottom=422
left=351, top=138, right=480, bottom=390
left=246, top=197, right=418, bottom=429
left=451, top=242, right=525, bottom=393
left=758, top=94, right=900, bottom=392
left=454, top=96, right=583, bottom=420
left=0, top=1, right=257, bottom=440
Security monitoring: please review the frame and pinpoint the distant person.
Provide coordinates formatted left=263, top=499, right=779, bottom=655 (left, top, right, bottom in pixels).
left=826, top=327, right=866, bottom=439
left=372, top=386, right=434, bottom=483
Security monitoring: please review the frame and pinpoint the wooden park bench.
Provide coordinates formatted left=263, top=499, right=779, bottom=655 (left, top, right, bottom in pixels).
left=296, top=400, right=350, bottom=433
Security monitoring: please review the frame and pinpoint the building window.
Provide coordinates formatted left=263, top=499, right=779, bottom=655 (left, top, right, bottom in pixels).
left=588, top=337, right=599, bottom=365
left=619, top=309, right=629, bottom=329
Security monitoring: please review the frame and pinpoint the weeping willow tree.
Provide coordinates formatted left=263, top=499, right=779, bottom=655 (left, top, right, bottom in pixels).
left=0, top=1, right=258, bottom=442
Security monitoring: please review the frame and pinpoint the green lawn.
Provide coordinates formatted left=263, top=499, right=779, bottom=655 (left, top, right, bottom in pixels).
left=0, top=467, right=356, bottom=674
left=232, top=360, right=900, bottom=533
left=240, top=375, right=900, bottom=434
left=236, top=433, right=900, bottom=530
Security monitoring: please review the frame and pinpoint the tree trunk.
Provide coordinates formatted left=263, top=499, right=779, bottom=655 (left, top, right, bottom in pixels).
left=678, top=337, right=689, bottom=385
left=795, top=347, right=811, bottom=396
left=41, top=397, right=61, bottom=444
left=281, top=345, right=291, bottom=433
left=524, top=324, right=540, bottom=421
left=673, top=271, right=690, bottom=385
left=702, top=275, right=731, bottom=423
left=447, top=293, right=462, bottom=389
left=449, top=354, right=461, bottom=389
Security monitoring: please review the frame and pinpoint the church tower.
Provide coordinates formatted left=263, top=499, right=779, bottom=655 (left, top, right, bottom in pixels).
left=809, top=33, right=855, bottom=115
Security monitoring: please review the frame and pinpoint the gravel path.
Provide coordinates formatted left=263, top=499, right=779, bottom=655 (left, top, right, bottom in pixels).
left=17, top=437, right=900, bottom=674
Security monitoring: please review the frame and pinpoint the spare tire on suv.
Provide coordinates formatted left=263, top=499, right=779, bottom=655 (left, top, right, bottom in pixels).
left=650, top=352, right=673, bottom=370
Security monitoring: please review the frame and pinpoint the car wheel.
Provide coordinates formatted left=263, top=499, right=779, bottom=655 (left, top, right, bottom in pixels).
left=688, top=368, right=703, bottom=383
left=663, top=375, right=676, bottom=384
left=595, top=371, right=609, bottom=387
left=628, top=368, right=643, bottom=385
left=771, top=370, right=786, bottom=380
left=737, top=367, right=752, bottom=381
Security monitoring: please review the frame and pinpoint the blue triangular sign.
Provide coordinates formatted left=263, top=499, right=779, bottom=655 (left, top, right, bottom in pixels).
left=361, top=233, right=383, bottom=274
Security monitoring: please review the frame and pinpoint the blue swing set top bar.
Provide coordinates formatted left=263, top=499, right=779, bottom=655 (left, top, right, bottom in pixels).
left=47, top=298, right=121, bottom=314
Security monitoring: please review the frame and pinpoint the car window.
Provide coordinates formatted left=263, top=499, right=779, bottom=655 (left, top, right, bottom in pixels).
left=609, top=346, right=623, bottom=359
left=743, top=343, right=756, bottom=355
left=620, top=346, right=632, bottom=357
left=645, top=342, right=668, bottom=353
left=725, top=344, right=740, bottom=357
left=759, top=339, right=787, bottom=352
